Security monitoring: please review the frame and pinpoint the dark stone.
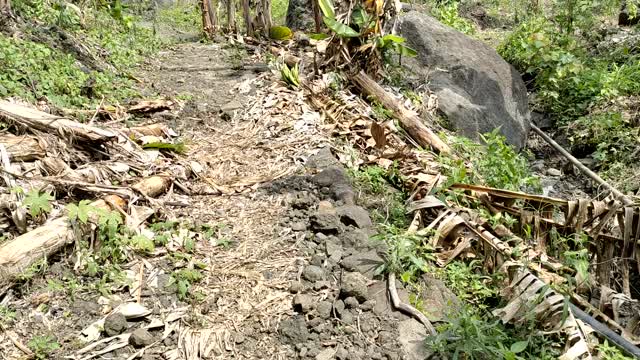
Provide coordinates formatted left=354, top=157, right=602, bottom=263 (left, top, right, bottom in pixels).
left=340, top=272, right=370, bottom=302
left=104, top=312, right=128, bottom=336
left=310, top=213, right=341, bottom=233
left=129, top=328, right=154, bottom=348
left=317, top=301, right=333, bottom=319
left=336, top=205, right=373, bottom=230
left=280, top=316, right=310, bottom=344
left=399, top=11, right=530, bottom=149
left=312, top=166, right=350, bottom=188
left=303, top=265, right=325, bottom=282
left=344, top=297, right=359, bottom=308
left=333, top=300, right=346, bottom=316
left=341, top=250, right=384, bottom=279
left=619, top=0, right=640, bottom=26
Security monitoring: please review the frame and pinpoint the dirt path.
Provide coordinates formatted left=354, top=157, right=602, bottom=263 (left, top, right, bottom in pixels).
left=0, top=39, right=420, bottom=359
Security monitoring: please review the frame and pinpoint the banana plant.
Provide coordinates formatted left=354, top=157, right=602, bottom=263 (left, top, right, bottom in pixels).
left=316, top=0, right=416, bottom=58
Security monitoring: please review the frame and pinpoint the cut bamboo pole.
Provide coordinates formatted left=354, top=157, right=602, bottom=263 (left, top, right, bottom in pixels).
left=0, top=101, right=116, bottom=142
left=0, top=134, right=46, bottom=161
left=0, top=198, right=118, bottom=295
left=350, top=71, right=451, bottom=154
left=531, top=124, right=632, bottom=206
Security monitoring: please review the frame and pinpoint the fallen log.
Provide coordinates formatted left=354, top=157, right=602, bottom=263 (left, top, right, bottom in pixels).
left=350, top=71, right=451, bottom=154
left=0, top=100, right=117, bottom=142
left=0, top=134, right=46, bottom=161
left=0, top=198, right=119, bottom=295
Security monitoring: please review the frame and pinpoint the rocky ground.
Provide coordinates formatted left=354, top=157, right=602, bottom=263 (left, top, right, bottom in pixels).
left=0, top=36, right=446, bottom=359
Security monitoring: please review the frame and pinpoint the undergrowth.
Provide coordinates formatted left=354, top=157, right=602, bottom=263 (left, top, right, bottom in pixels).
left=2, top=0, right=160, bottom=109
left=438, top=129, right=540, bottom=192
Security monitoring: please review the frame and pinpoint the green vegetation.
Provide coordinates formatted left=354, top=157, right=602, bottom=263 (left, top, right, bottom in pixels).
left=27, top=335, right=60, bottom=359
left=349, top=164, right=408, bottom=228
left=439, top=129, right=540, bottom=192
left=2, top=0, right=159, bottom=109
left=156, top=1, right=202, bottom=32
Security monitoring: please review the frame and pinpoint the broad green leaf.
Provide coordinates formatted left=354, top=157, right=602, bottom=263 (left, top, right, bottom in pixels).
left=24, top=189, right=53, bottom=217
left=510, top=340, right=529, bottom=353
left=323, top=17, right=360, bottom=38
left=318, top=0, right=335, bottom=19
left=382, top=34, right=406, bottom=44
left=308, top=33, right=330, bottom=40
left=352, top=7, right=371, bottom=29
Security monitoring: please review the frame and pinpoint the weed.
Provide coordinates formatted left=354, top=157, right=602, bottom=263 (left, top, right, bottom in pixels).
left=439, top=261, right=500, bottom=310
left=23, top=189, right=54, bottom=218
left=0, top=305, right=16, bottom=329
left=27, top=335, right=60, bottom=359
left=431, top=2, right=476, bottom=35
left=438, top=129, right=540, bottom=192
left=172, top=268, right=204, bottom=300
left=597, top=340, right=636, bottom=359
left=374, top=225, right=435, bottom=281
left=280, top=63, right=300, bottom=88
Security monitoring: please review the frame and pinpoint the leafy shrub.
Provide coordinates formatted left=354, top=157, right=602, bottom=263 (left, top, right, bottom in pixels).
left=157, top=2, right=202, bottom=33
left=439, top=129, right=540, bottom=192
left=431, top=2, right=476, bottom=35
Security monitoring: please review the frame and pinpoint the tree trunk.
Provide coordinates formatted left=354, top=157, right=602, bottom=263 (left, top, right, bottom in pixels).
left=311, top=0, right=321, bottom=32
left=350, top=71, right=451, bottom=154
left=227, top=0, right=236, bottom=32
left=261, top=0, right=272, bottom=31
left=242, top=0, right=252, bottom=36
left=201, top=0, right=217, bottom=37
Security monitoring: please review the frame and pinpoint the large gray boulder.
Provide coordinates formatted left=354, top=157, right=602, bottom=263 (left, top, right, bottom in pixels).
left=399, top=11, right=530, bottom=149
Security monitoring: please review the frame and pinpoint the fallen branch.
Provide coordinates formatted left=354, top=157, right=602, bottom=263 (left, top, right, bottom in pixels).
left=388, top=272, right=437, bottom=335
left=0, top=100, right=117, bottom=142
left=350, top=71, right=451, bottom=154
left=531, top=124, right=633, bottom=206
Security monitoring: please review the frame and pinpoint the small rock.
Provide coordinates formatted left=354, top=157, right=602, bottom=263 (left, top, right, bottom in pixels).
left=293, top=294, right=314, bottom=313
left=289, top=281, right=303, bottom=294
left=235, top=333, right=245, bottom=344
left=316, top=348, right=337, bottom=360
left=341, top=250, right=384, bottom=279
left=336, top=346, right=349, bottom=360
left=313, top=166, right=349, bottom=187
left=303, top=265, right=325, bottom=282
left=530, top=161, right=545, bottom=172
left=300, top=347, right=308, bottom=357
left=344, top=297, right=359, bottom=308
left=341, top=311, right=354, bottom=325
left=333, top=300, right=345, bottom=316
left=333, top=184, right=355, bottom=205
left=546, top=168, right=562, bottom=177
left=326, top=240, right=344, bottom=262
left=291, top=222, right=307, bottom=232
left=317, top=301, right=332, bottom=319
left=341, top=229, right=370, bottom=248
left=280, top=316, right=309, bottom=344
left=337, top=205, right=373, bottom=230
left=129, top=328, right=154, bottom=348
left=311, top=254, right=326, bottom=266
left=341, top=272, right=369, bottom=302
left=104, top=312, right=127, bottom=336
left=360, top=300, right=376, bottom=311
left=220, top=100, right=242, bottom=112
left=313, top=281, right=331, bottom=290
left=311, top=213, right=341, bottom=233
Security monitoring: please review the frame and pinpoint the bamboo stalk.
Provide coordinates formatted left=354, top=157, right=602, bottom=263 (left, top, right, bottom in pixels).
left=350, top=71, right=451, bottom=154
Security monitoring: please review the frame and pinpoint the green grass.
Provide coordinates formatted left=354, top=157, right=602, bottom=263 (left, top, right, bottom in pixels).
left=157, top=2, right=202, bottom=32
left=272, top=0, right=289, bottom=25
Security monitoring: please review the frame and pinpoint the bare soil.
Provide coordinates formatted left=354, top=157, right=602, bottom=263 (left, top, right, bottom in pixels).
left=0, top=38, right=418, bottom=360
